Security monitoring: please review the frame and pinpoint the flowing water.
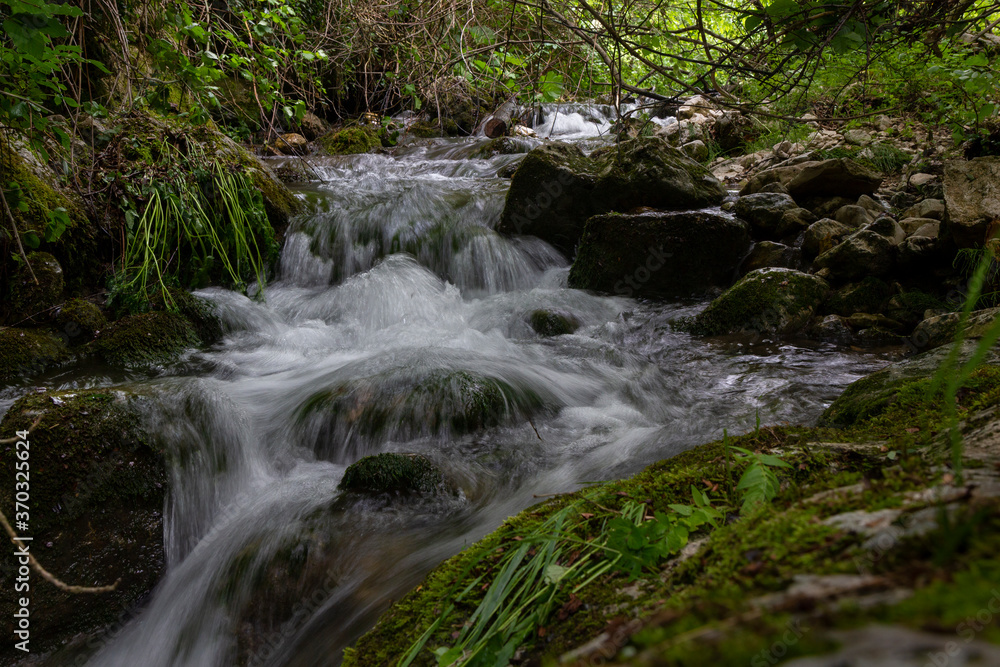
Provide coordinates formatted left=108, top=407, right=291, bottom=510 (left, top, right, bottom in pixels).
left=7, top=105, right=891, bottom=666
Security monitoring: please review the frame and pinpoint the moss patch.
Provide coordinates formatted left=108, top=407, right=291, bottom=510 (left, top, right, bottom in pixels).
left=339, top=453, right=447, bottom=495
left=317, top=126, right=380, bottom=155
left=91, top=311, right=201, bottom=367
left=0, top=327, right=68, bottom=382
left=55, top=297, right=107, bottom=342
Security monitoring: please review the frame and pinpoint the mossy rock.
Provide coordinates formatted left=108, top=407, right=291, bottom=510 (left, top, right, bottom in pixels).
left=7, top=251, right=64, bottom=322
left=151, top=288, right=224, bottom=344
left=0, top=388, right=165, bottom=651
left=317, top=126, right=381, bottom=155
left=568, top=210, right=751, bottom=298
left=339, top=453, right=447, bottom=495
left=497, top=137, right=726, bottom=258
left=55, top=297, right=107, bottom=342
left=0, top=327, right=68, bottom=382
left=298, top=369, right=552, bottom=461
left=690, top=268, right=830, bottom=337
left=529, top=310, right=581, bottom=336
left=820, top=340, right=1000, bottom=427
left=0, top=138, right=98, bottom=300
left=824, top=277, right=892, bottom=317
left=92, top=311, right=201, bottom=367
left=406, top=120, right=448, bottom=138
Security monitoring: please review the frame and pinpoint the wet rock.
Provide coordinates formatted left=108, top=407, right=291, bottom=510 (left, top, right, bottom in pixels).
left=568, top=210, right=750, bottom=297
left=272, top=159, right=320, bottom=183
left=814, top=230, right=896, bottom=281
left=273, top=132, right=309, bottom=156
left=825, top=277, right=891, bottom=316
left=0, top=388, right=165, bottom=651
left=339, top=453, right=448, bottom=495
left=786, top=158, right=883, bottom=199
left=92, top=311, right=202, bottom=367
left=943, top=157, right=1000, bottom=247
left=498, top=137, right=727, bottom=257
left=803, top=218, right=853, bottom=257
left=734, top=193, right=800, bottom=239
left=529, top=309, right=581, bottom=336
left=740, top=241, right=801, bottom=276
left=55, top=297, right=106, bottom=342
left=911, top=307, right=1000, bottom=351
left=690, top=268, right=829, bottom=337
left=0, top=327, right=67, bottom=382
left=809, top=314, right=854, bottom=344
left=834, top=205, right=873, bottom=228
left=846, top=312, right=905, bottom=333
left=8, top=251, right=63, bottom=321
left=299, top=369, right=553, bottom=460
left=901, top=198, right=945, bottom=221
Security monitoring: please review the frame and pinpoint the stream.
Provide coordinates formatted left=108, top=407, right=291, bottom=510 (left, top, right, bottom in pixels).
left=7, top=105, right=891, bottom=666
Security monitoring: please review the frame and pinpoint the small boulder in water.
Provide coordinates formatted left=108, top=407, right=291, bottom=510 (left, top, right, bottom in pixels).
left=567, top=210, right=750, bottom=298
left=339, top=453, right=447, bottom=495
left=690, top=268, right=829, bottom=337
left=529, top=309, right=581, bottom=336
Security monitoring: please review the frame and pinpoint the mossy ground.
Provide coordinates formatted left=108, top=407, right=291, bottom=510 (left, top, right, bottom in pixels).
left=344, top=364, right=1000, bottom=667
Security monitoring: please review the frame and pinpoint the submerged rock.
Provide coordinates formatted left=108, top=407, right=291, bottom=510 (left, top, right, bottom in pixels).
left=497, top=137, right=726, bottom=257
left=690, top=268, right=829, bottom=337
left=339, top=453, right=448, bottom=495
left=0, top=387, right=165, bottom=651
left=567, top=210, right=750, bottom=297
left=298, top=368, right=552, bottom=460
left=529, top=309, right=581, bottom=336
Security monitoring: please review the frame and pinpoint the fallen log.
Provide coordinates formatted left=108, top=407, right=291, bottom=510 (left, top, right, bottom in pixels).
left=484, top=95, right=519, bottom=138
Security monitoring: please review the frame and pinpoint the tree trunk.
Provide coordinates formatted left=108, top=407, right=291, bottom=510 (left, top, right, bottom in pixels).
left=484, top=96, right=519, bottom=138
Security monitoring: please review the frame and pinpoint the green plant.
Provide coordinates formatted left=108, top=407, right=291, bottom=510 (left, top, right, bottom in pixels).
left=731, top=445, right=792, bottom=512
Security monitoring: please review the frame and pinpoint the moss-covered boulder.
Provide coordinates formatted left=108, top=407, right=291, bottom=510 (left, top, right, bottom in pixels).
left=497, top=137, right=727, bottom=257
left=7, top=251, right=64, bottom=322
left=0, top=388, right=165, bottom=652
left=55, top=298, right=107, bottom=342
left=529, top=310, right=581, bottom=336
left=911, top=307, right=1000, bottom=352
left=152, top=288, right=224, bottom=344
left=824, top=277, right=892, bottom=317
left=814, top=230, right=897, bottom=281
left=92, top=311, right=201, bottom=367
left=298, top=369, right=552, bottom=460
left=691, top=268, right=830, bottom=337
left=339, top=453, right=447, bottom=495
left=568, top=210, right=750, bottom=297
left=0, top=327, right=68, bottom=382
left=317, top=126, right=381, bottom=155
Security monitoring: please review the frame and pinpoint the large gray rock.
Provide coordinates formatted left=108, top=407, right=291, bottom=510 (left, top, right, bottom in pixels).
left=943, top=157, right=1000, bottom=247
left=568, top=210, right=750, bottom=297
left=834, top=204, right=874, bottom=228
left=498, top=137, right=727, bottom=257
left=734, top=193, right=799, bottom=238
left=912, top=307, right=1000, bottom=351
left=803, top=218, right=853, bottom=257
left=690, top=268, right=829, bottom=337
left=901, top=198, right=946, bottom=221
left=786, top=158, right=883, bottom=198
left=814, top=230, right=896, bottom=281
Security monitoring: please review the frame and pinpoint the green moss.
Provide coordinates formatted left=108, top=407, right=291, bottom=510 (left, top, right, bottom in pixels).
left=55, top=297, right=107, bottom=341
left=0, top=326, right=68, bottom=381
left=339, top=453, right=446, bottom=495
left=816, top=143, right=912, bottom=175
left=824, top=277, right=891, bottom=316
left=92, top=311, right=201, bottom=367
left=317, top=126, right=380, bottom=155
left=151, top=288, right=223, bottom=343
left=690, top=268, right=829, bottom=336
left=529, top=309, right=580, bottom=336
left=7, top=251, right=64, bottom=321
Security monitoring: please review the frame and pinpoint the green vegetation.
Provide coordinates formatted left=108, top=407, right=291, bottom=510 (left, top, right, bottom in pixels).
left=339, top=453, right=447, bottom=496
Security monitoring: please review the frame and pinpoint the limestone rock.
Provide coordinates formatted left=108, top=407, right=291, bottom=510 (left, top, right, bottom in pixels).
left=943, top=157, right=1000, bottom=247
